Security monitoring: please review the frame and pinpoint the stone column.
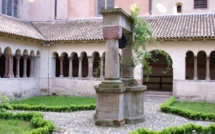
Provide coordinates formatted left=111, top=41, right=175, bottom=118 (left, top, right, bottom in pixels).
left=23, top=55, right=28, bottom=78
left=15, top=54, right=21, bottom=78
left=193, top=56, right=198, bottom=80
left=121, top=35, right=137, bottom=86
left=78, top=57, right=82, bottom=78
left=59, top=56, right=64, bottom=77
left=105, top=39, right=120, bottom=79
left=88, top=56, right=93, bottom=78
left=206, top=57, right=210, bottom=80
left=100, top=57, right=104, bottom=78
left=69, top=56, right=74, bottom=78
left=29, top=56, right=34, bottom=77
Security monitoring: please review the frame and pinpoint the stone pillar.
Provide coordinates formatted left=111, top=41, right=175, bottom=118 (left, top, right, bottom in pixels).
left=7, top=56, right=13, bottom=78
left=69, top=56, right=74, bottom=78
left=78, top=57, right=82, bottom=78
left=23, top=55, right=28, bottom=78
left=100, top=57, right=104, bottom=78
left=193, top=56, right=198, bottom=80
left=59, top=56, right=64, bottom=77
left=15, top=54, right=21, bottom=78
left=88, top=56, right=93, bottom=78
left=29, top=56, right=34, bottom=77
left=206, top=57, right=210, bottom=80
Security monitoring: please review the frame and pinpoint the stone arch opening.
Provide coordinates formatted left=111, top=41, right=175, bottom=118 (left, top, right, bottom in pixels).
left=72, top=53, right=79, bottom=77
left=53, top=52, right=60, bottom=77
left=81, top=52, right=88, bottom=77
left=143, top=50, right=173, bottom=91
left=0, top=55, right=5, bottom=78
left=186, top=51, right=194, bottom=79
left=210, top=51, right=215, bottom=80
left=197, top=51, right=206, bottom=80
left=62, top=53, right=69, bottom=77
left=93, top=52, right=100, bottom=78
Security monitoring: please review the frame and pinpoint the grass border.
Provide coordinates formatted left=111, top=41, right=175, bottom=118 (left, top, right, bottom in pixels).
left=5, top=103, right=96, bottom=112
left=0, top=112, right=55, bottom=134
left=160, top=97, right=215, bottom=121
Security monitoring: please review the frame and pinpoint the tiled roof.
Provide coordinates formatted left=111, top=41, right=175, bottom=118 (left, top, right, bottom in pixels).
left=31, top=19, right=103, bottom=41
left=143, top=14, right=215, bottom=39
left=0, top=14, right=215, bottom=41
left=0, top=14, right=45, bottom=40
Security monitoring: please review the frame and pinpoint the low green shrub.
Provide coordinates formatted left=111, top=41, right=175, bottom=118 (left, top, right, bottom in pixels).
left=4, top=103, right=96, bottom=112
left=0, top=112, right=55, bottom=134
left=160, top=97, right=215, bottom=122
left=130, top=123, right=215, bottom=134
left=0, top=93, right=13, bottom=113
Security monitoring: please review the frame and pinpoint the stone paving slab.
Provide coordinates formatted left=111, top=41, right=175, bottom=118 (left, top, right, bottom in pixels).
left=39, top=97, right=213, bottom=134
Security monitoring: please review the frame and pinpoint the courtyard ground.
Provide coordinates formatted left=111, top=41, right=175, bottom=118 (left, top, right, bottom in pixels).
left=38, top=96, right=213, bottom=134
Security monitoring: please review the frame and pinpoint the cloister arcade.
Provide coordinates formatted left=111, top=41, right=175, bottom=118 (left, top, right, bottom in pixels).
left=0, top=47, right=40, bottom=78
left=52, top=51, right=105, bottom=79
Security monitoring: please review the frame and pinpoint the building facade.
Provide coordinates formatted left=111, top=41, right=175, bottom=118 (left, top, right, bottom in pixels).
left=0, top=0, right=215, bottom=101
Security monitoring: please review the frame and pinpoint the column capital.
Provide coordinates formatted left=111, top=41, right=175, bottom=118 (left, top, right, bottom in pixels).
left=29, top=56, right=35, bottom=60
left=15, top=54, right=22, bottom=60
left=78, top=57, right=82, bottom=61
left=100, top=56, right=104, bottom=60
left=59, top=56, right=64, bottom=60
left=88, top=56, right=93, bottom=63
left=23, top=55, right=28, bottom=60
left=69, top=55, right=74, bottom=61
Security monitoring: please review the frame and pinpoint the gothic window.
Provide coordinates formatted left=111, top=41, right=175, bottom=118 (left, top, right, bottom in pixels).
left=97, top=0, right=114, bottom=16
left=194, top=0, right=207, bottom=8
left=1, top=0, right=18, bottom=18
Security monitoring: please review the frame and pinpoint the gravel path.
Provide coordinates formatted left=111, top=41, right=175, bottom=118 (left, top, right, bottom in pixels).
left=38, top=96, right=214, bottom=134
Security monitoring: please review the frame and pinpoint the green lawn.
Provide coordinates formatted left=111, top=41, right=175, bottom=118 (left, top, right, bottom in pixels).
left=10, top=96, right=96, bottom=106
left=171, top=101, right=215, bottom=114
left=0, top=119, right=33, bottom=134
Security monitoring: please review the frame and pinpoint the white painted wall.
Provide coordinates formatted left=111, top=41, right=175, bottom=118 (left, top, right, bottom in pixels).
left=152, top=0, right=215, bottom=15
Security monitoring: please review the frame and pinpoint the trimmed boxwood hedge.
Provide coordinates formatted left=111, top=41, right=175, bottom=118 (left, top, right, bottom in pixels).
left=0, top=112, right=55, bottom=134
left=130, top=97, right=215, bottom=134
left=160, top=97, right=215, bottom=121
left=5, top=104, right=96, bottom=112
left=130, top=123, right=215, bottom=134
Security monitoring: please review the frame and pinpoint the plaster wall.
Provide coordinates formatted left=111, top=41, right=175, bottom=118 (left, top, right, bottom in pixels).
left=152, top=0, right=215, bottom=15
left=115, top=0, right=150, bottom=16
left=173, top=80, right=215, bottom=101
left=45, top=78, right=100, bottom=97
left=0, top=78, right=40, bottom=100
left=56, top=0, right=68, bottom=20
left=68, top=0, right=97, bottom=19
left=19, top=0, right=55, bottom=21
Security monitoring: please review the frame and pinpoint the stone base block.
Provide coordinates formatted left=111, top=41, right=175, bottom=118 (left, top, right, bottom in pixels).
left=94, top=79, right=147, bottom=127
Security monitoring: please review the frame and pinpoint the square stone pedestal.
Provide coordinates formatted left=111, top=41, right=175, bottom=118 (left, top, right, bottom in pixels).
left=94, top=79, right=146, bottom=127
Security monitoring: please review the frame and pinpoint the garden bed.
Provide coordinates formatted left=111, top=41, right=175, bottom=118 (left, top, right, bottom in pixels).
left=0, top=112, right=55, bottom=134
